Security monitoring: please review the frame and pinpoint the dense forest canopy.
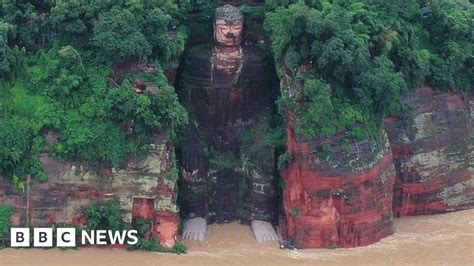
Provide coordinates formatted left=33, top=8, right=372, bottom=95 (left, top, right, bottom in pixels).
left=0, top=0, right=472, bottom=188
left=264, top=0, right=473, bottom=140
left=0, top=0, right=192, bottom=189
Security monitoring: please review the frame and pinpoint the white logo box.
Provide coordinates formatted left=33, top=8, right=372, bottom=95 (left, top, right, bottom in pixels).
left=11, top=228, right=76, bottom=247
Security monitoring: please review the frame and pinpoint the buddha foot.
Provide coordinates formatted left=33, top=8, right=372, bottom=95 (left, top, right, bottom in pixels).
left=251, top=220, right=279, bottom=243
left=182, top=217, right=207, bottom=241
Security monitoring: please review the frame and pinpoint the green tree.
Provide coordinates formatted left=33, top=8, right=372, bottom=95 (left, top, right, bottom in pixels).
left=0, top=0, right=48, bottom=47
left=0, top=21, right=16, bottom=78
left=93, top=8, right=151, bottom=63
left=423, top=0, right=473, bottom=91
left=296, top=78, right=338, bottom=139
left=354, top=56, right=405, bottom=119
left=0, top=85, right=50, bottom=189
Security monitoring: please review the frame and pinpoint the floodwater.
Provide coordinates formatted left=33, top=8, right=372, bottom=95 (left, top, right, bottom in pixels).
left=1, top=209, right=473, bottom=266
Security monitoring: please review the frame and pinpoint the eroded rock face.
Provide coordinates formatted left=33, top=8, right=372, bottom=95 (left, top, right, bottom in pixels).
left=281, top=112, right=396, bottom=248
left=384, top=87, right=473, bottom=216
left=0, top=136, right=179, bottom=247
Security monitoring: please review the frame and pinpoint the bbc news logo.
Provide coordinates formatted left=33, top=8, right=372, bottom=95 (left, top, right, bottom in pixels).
left=10, top=228, right=138, bottom=247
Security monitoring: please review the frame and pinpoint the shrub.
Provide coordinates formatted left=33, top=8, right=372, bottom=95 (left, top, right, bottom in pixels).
left=277, top=152, right=292, bottom=171
left=86, top=199, right=125, bottom=231
left=0, top=204, right=15, bottom=248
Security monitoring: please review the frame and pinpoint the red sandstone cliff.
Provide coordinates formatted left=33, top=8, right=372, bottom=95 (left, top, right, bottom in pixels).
left=0, top=136, right=180, bottom=248
left=281, top=112, right=396, bottom=248
left=385, top=88, right=473, bottom=217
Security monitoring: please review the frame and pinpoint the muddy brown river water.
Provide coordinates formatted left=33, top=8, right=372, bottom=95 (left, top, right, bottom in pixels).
left=1, top=209, right=473, bottom=266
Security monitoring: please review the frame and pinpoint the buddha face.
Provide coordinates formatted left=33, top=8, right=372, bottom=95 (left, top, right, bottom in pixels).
left=214, top=19, right=243, bottom=47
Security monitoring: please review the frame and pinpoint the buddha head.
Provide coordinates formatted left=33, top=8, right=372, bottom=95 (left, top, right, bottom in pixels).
left=214, top=5, right=244, bottom=47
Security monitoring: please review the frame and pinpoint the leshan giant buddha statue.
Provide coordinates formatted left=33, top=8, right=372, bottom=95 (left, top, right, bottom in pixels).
left=178, top=4, right=278, bottom=243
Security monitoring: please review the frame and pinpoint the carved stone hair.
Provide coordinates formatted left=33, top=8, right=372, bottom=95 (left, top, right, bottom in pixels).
left=214, top=4, right=243, bottom=22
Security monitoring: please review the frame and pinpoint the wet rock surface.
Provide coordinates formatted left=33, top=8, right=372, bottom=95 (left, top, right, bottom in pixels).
left=385, top=87, right=473, bottom=216
left=281, top=112, right=396, bottom=248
